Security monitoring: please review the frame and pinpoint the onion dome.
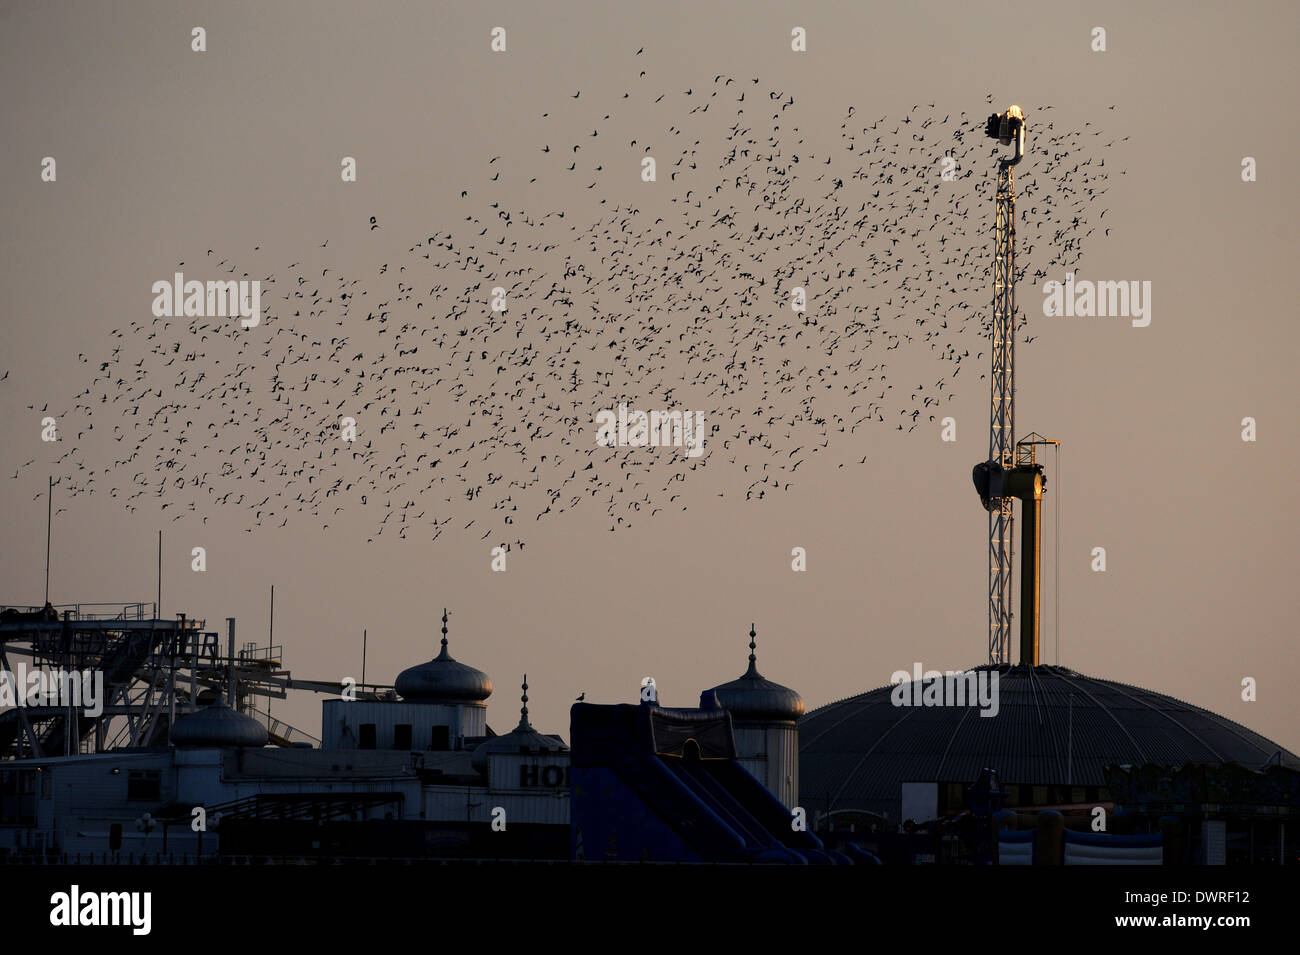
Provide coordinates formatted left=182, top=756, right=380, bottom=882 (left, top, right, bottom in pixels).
left=472, top=675, right=567, bottom=772
left=395, top=609, right=493, bottom=703
left=708, top=624, right=805, bottom=723
left=170, top=695, right=268, bottom=748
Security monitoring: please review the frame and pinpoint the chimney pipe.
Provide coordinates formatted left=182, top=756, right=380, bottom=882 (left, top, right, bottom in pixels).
left=1020, top=477, right=1042, bottom=667
left=1006, top=466, right=1045, bottom=666
left=226, top=617, right=236, bottom=708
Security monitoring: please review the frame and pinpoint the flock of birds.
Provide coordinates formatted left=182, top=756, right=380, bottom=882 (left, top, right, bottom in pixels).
left=14, top=56, right=1122, bottom=546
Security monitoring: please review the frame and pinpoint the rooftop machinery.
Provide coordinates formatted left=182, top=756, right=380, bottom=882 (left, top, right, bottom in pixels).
left=0, top=603, right=388, bottom=758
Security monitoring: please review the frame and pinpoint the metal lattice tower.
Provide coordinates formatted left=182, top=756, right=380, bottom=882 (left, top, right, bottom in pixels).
left=988, top=161, right=1017, bottom=664
left=980, top=106, right=1025, bottom=665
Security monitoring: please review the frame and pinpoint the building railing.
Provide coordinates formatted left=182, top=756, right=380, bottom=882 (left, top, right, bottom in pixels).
left=245, top=702, right=321, bottom=748
left=58, top=602, right=155, bottom=621
left=0, top=602, right=156, bottom=621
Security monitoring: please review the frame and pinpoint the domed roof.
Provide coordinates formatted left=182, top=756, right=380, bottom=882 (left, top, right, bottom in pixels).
left=395, top=610, right=493, bottom=703
left=800, top=664, right=1300, bottom=821
left=471, top=676, right=567, bottom=772
left=707, top=625, right=805, bottom=723
left=170, top=697, right=268, bottom=748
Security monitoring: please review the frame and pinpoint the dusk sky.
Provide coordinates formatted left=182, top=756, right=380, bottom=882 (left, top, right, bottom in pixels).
left=1, top=1, right=1295, bottom=757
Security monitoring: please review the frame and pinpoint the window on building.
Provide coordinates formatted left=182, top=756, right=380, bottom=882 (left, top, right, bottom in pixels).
left=0, top=770, right=37, bottom=824
left=127, top=770, right=161, bottom=801
left=358, top=724, right=377, bottom=750
left=430, top=725, right=450, bottom=751
left=948, top=783, right=964, bottom=809
left=393, top=724, right=412, bottom=751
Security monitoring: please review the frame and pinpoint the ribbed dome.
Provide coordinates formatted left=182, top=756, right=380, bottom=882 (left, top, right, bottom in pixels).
left=707, top=625, right=805, bottom=723
left=471, top=676, right=566, bottom=772
left=394, top=610, right=492, bottom=703
left=170, top=699, right=268, bottom=748
left=800, top=664, right=1300, bottom=820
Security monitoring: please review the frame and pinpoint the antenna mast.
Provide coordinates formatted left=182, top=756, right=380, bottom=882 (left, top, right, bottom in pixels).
left=972, top=106, right=1061, bottom=668
left=975, top=105, right=1025, bottom=666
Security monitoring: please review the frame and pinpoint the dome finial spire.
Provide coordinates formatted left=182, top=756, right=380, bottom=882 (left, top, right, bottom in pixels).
left=746, top=623, right=760, bottom=676
left=440, top=608, right=449, bottom=653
